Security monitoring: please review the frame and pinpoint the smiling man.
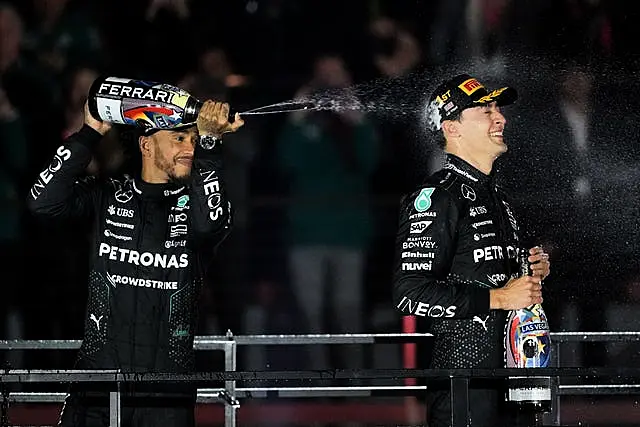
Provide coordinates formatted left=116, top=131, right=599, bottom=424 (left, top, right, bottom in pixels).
left=392, top=74, right=550, bottom=426
left=28, top=99, right=243, bottom=427
left=141, top=124, right=201, bottom=183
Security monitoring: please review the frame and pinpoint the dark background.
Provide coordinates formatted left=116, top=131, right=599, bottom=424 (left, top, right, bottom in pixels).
left=2, top=0, right=640, bottom=424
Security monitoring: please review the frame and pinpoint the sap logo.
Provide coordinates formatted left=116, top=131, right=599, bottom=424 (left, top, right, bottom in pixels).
left=409, top=221, right=432, bottom=234
left=402, top=240, right=437, bottom=250
left=469, top=206, right=487, bottom=217
left=401, top=251, right=434, bottom=259
left=30, top=145, right=72, bottom=200
left=473, top=245, right=516, bottom=263
left=396, top=296, right=456, bottom=318
left=401, top=262, right=432, bottom=271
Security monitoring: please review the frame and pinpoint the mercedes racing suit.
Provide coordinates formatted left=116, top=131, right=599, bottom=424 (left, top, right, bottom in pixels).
left=392, top=153, right=523, bottom=427
left=27, top=125, right=231, bottom=427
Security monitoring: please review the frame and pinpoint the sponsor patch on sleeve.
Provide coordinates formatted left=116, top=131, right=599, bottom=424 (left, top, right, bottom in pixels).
left=413, top=187, right=435, bottom=212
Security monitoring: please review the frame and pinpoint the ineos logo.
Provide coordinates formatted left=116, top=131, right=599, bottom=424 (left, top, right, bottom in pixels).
left=169, top=213, right=188, bottom=223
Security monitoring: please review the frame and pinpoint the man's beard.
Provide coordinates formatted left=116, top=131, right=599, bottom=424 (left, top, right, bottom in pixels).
left=155, top=155, right=193, bottom=186
left=168, top=173, right=192, bottom=186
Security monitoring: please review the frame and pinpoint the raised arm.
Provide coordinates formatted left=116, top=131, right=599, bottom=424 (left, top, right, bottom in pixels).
left=188, top=100, right=244, bottom=247
left=27, top=103, right=111, bottom=220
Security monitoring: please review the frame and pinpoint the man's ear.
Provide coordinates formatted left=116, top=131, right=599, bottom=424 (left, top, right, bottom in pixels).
left=139, top=135, right=152, bottom=158
left=442, top=120, right=460, bottom=139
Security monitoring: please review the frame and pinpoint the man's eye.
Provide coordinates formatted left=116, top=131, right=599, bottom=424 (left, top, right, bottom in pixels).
left=176, top=136, right=185, bottom=142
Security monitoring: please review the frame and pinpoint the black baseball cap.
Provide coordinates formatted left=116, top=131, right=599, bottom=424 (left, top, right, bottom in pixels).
left=426, top=73, right=517, bottom=130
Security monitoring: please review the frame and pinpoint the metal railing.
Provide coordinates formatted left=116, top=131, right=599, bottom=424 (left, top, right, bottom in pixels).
left=1, top=331, right=640, bottom=427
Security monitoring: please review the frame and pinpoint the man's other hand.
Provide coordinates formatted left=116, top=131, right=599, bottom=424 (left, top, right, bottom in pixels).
left=196, top=100, right=244, bottom=138
left=528, top=246, right=550, bottom=281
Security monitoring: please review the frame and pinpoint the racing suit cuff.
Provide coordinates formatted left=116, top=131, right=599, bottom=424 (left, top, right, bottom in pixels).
left=73, top=125, right=104, bottom=150
left=468, top=287, right=491, bottom=315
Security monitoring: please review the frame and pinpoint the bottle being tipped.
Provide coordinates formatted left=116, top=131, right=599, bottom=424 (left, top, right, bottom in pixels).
left=87, top=76, right=319, bottom=148
left=504, top=247, right=553, bottom=422
left=88, top=77, right=202, bottom=132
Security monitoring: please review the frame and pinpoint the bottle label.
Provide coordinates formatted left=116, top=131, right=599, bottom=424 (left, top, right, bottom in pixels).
left=507, top=386, right=551, bottom=402
left=505, top=304, right=551, bottom=368
left=93, top=78, right=192, bottom=129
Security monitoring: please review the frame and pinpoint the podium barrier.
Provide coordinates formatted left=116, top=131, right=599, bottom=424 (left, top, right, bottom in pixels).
left=2, top=332, right=640, bottom=427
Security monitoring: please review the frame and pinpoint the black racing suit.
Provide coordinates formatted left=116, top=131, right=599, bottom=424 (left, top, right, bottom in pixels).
left=392, top=153, right=524, bottom=427
left=27, top=125, right=232, bottom=427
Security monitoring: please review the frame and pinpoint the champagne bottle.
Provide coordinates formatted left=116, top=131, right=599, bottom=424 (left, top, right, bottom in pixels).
left=505, top=247, right=552, bottom=369
left=87, top=76, right=202, bottom=132
left=504, top=247, right=552, bottom=423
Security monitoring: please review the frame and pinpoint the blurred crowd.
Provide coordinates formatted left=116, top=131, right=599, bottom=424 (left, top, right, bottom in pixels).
left=2, top=0, right=640, bottom=375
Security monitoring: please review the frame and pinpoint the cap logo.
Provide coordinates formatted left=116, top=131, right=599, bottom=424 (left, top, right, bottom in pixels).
left=435, top=89, right=451, bottom=106
left=444, top=101, right=456, bottom=112
left=459, top=78, right=483, bottom=95
left=474, top=87, right=508, bottom=104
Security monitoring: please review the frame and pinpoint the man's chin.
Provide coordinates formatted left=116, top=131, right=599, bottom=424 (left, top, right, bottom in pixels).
left=491, top=137, right=508, bottom=153
left=168, top=171, right=192, bottom=186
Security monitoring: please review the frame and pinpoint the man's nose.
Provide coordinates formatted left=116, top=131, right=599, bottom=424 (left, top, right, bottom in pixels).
left=494, top=111, right=506, bottom=125
left=185, top=136, right=197, bottom=150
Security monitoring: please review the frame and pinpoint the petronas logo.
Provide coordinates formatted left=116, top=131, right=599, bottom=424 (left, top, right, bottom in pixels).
left=414, top=188, right=435, bottom=212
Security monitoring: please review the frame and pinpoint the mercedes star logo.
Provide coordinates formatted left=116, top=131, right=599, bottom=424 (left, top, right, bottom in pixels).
left=461, top=184, right=476, bottom=201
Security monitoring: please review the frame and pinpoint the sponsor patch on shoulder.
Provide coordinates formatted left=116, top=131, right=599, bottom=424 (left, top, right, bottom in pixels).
left=413, top=188, right=435, bottom=212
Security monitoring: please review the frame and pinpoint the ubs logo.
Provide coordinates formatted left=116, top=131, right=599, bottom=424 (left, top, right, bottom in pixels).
left=108, top=205, right=134, bottom=218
